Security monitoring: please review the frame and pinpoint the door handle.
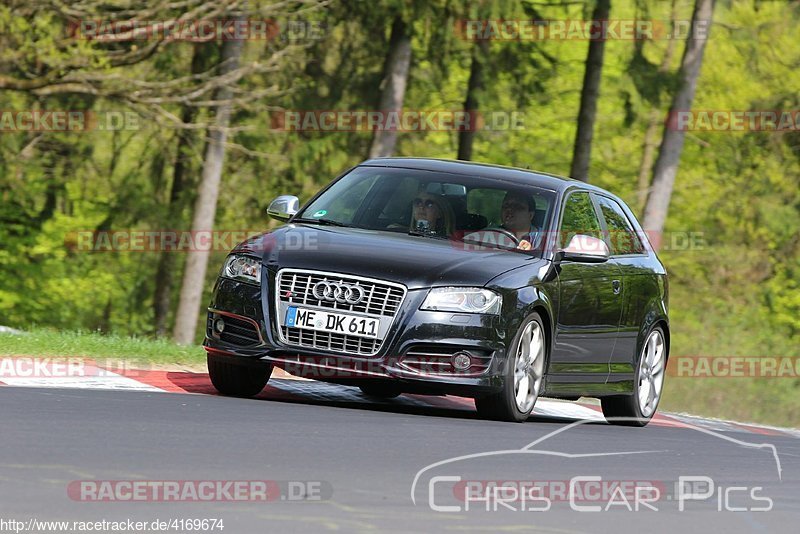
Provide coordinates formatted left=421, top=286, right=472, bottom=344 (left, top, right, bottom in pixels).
left=612, top=279, right=621, bottom=295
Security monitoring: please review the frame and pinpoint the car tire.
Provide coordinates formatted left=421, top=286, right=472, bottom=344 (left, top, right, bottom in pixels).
left=601, top=325, right=667, bottom=427
left=207, top=354, right=272, bottom=398
left=475, top=312, right=546, bottom=422
left=359, top=383, right=402, bottom=399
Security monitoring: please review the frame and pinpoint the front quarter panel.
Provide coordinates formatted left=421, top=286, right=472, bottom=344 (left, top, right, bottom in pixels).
left=486, top=260, right=558, bottom=392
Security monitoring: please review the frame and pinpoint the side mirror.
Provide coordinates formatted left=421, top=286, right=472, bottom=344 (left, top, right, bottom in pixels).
left=267, top=195, right=299, bottom=222
left=554, top=234, right=610, bottom=264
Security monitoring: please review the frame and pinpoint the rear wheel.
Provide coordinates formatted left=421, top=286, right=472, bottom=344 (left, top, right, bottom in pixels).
left=475, top=313, right=546, bottom=422
left=359, top=383, right=402, bottom=399
left=601, top=326, right=666, bottom=426
left=207, top=354, right=272, bottom=398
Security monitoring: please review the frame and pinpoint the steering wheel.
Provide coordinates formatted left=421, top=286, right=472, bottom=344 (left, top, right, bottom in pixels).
left=463, top=228, right=520, bottom=249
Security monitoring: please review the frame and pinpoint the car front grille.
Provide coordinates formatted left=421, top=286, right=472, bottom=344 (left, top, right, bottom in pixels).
left=275, top=269, right=406, bottom=356
left=282, top=327, right=382, bottom=355
left=277, top=270, right=404, bottom=316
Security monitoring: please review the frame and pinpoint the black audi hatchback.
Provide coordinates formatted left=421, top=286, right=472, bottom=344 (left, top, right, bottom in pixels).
left=204, top=158, right=669, bottom=425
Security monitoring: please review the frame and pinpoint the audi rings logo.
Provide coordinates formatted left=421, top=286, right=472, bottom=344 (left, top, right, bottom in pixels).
left=312, top=281, right=366, bottom=305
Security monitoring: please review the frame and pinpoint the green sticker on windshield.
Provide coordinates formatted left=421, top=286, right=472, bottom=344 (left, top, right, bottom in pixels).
left=312, top=210, right=327, bottom=218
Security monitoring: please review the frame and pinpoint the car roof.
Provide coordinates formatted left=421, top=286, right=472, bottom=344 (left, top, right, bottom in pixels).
left=359, top=157, right=611, bottom=195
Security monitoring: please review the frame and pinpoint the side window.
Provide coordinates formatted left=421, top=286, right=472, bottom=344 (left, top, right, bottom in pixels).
left=559, top=192, right=602, bottom=247
left=594, top=195, right=645, bottom=255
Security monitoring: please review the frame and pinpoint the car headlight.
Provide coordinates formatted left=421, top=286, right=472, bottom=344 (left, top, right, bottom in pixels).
left=421, top=287, right=502, bottom=315
left=221, top=255, right=262, bottom=285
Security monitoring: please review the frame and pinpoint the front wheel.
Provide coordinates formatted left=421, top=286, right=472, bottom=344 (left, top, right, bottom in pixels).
left=207, top=354, right=272, bottom=398
left=601, top=326, right=667, bottom=427
left=475, top=313, right=546, bottom=422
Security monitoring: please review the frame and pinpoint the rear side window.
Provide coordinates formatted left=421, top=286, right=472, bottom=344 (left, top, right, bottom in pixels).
left=594, top=195, right=645, bottom=255
left=559, top=191, right=603, bottom=247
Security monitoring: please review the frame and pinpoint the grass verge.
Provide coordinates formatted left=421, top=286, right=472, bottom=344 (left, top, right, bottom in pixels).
left=0, top=329, right=205, bottom=367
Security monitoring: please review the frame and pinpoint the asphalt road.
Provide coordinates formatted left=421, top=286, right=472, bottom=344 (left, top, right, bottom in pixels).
left=1, top=386, right=799, bottom=533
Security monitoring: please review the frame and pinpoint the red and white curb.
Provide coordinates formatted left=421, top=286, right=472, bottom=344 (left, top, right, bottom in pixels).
left=1, top=358, right=798, bottom=438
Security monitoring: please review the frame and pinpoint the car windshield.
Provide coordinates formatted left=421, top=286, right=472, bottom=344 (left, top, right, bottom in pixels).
left=295, top=166, right=556, bottom=256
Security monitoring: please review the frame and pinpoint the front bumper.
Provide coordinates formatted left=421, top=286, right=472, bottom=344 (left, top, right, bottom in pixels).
left=203, top=276, right=508, bottom=396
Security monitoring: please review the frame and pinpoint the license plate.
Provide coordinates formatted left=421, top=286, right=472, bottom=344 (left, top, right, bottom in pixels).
left=284, top=306, right=380, bottom=339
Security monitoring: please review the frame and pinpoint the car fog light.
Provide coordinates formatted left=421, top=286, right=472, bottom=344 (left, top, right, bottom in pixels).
left=452, top=352, right=472, bottom=371
left=214, top=317, right=226, bottom=333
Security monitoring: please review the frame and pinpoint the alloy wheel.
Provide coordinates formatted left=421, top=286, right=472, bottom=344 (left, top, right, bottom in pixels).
left=513, top=320, right=545, bottom=413
left=637, top=329, right=666, bottom=417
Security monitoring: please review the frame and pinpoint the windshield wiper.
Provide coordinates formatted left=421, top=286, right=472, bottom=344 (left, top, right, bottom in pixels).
left=292, top=217, right=353, bottom=228
left=407, top=229, right=450, bottom=240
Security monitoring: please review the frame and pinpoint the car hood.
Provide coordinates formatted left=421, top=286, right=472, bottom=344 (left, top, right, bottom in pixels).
left=233, top=224, right=539, bottom=289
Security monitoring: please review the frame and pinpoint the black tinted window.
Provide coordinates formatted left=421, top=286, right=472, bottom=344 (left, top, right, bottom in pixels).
left=594, top=195, right=645, bottom=255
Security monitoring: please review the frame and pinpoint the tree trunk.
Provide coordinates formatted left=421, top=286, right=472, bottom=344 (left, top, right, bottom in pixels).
left=636, top=112, right=662, bottom=210
left=636, top=0, right=679, bottom=211
left=368, top=17, right=412, bottom=159
left=457, top=39, right=489, bottom=161
left=569, top=0, right=611, bottom=183
left=152, top=105, right=197, bottom=336
left=153, top=45, right=210, bottom=337
left=642, top=0, right=715, bottom=249
left=172, top=37, right=244, bottom=344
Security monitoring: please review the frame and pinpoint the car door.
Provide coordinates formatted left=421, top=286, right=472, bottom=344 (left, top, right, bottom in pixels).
left=592, top=193, right=654, bottom=385
left=550, top=191, right=622, bottom=389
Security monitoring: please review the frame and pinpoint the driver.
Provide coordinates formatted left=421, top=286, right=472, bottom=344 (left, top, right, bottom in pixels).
left=500, top=190, right=541, bottom=249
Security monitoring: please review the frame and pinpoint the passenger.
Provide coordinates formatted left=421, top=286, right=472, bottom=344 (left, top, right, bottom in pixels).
left=410, top=187, right=455, bottom=237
